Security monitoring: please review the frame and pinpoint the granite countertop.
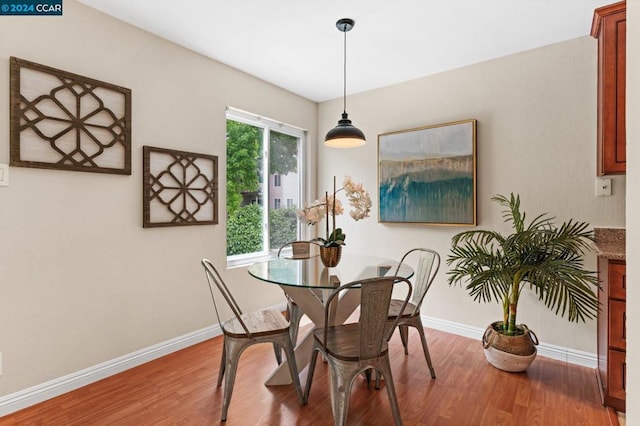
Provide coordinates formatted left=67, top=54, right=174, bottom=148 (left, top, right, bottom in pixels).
left=593, top=228, right=626, bottom=260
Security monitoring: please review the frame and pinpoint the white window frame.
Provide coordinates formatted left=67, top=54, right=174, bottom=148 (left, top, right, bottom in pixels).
left=226, top=107, right=307, bottom=267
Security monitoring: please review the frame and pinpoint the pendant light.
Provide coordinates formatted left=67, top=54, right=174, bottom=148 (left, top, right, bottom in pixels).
left=324, top=18, right=366, bottom=148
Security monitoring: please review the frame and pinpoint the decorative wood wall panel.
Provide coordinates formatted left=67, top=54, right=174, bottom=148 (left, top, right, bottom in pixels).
left=143, top=146, right=218, bottom=228
left=10, top=57, right=132, bottom=174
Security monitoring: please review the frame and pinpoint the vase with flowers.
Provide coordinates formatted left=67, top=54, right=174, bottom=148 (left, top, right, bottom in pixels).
left=298, top=176, right=372, bottom=266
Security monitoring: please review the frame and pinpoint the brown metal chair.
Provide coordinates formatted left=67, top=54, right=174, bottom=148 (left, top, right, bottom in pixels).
left=201, top=259, right=304, bottom=421
left=387, top=248, right=441, bottom=379
left=303, top=276, right=412, bottom=426
left=277, top=240, right=322, bottom=259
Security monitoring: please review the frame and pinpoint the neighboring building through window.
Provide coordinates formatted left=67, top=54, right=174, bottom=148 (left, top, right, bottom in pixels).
left=226, top=108, right=306, bottom=264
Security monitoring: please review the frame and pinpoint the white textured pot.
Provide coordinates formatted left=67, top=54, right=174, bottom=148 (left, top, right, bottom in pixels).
left=483, top=346, right=537, bottom=372
left=482, top=321, right=539, bottom=372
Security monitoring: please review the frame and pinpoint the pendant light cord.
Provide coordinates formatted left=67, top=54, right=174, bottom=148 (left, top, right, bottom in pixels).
left=343, top=27, right=347, bottom=114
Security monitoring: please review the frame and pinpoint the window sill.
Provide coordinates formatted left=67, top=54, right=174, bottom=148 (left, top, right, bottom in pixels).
left=226, top=253, right=277, bottom=269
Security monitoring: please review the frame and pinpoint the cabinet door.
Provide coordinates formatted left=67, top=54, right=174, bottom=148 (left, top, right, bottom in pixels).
left=609, top=261, right=626, bottom=300
left=593, top=3, right=626, bottom=175
left=609, top=300, right=626, bottom=350
left=608, top=349, right=626, bottom=409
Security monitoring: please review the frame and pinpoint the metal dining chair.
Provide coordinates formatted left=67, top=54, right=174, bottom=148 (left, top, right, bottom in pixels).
left=201, top=259, right=304, bottom=421
left=387, top=248, right=441, bottom=379
left=277, top=240, right=323, bottom=346
left=277, top=240, right=322, bottom=259
left=303, top=276, right=412, bottom=426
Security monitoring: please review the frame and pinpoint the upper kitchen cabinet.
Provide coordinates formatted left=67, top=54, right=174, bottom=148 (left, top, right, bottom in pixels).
left=591, top=1, right=626, bottom=175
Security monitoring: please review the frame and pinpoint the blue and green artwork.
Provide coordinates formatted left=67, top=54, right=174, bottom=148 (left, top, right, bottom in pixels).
left=378, top=120, right=476, bottom=225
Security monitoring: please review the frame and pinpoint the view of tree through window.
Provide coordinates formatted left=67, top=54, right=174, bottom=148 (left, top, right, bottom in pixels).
left=226, top=110, right=304, bottom=260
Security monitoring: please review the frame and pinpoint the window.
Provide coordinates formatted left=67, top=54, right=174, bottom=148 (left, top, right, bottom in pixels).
left=226, top=108, right=306, bottom=264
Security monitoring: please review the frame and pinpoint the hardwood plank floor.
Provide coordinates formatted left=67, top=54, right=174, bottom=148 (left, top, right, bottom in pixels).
left=0, top=327, right=612, bottom=425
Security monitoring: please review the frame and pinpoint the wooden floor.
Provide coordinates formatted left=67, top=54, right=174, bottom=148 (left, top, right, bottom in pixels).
left=1, top=327, right=612, bottom=425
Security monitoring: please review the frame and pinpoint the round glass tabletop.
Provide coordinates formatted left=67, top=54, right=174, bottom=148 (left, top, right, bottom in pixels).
left=248, top=254, right=414, bottom=289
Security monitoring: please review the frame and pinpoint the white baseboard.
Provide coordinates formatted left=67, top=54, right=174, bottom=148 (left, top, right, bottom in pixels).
left=420, top=315, right=597, bottom=368
left=0, top=310, right=596, bottom=417
left=0, top=324, right=222, bottom=417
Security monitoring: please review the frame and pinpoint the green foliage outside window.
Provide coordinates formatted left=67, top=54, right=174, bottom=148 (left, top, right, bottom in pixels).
left=226, top=115, right=302, bottom=257
left=227, top=203, right=263, bottom=256
left=226, top=120, right=261, bottom=218
left=269, top=131, right=298, bottom=176
left=269, top=207, right=298, bottom=249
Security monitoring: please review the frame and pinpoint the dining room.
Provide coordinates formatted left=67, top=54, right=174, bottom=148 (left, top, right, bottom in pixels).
left=0, top=0, right=638, bottom=424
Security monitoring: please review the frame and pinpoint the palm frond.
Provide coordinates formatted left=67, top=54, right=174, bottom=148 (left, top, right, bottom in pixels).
left=448, top=193, right=599, bottom=325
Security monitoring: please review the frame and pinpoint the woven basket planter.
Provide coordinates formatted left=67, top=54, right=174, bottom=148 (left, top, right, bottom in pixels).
left=482, top=321, right=539, bottom=372
left=319, top=246, right=342, bottom=267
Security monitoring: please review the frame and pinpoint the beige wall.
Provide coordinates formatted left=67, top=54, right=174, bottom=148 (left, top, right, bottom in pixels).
left=625, top=0, right=638, bottom=423
left=0, top=0, right=317, bottom=395
left=317, top=36, right=625, bottom=353
left=1, top=0, right=636, bottom=419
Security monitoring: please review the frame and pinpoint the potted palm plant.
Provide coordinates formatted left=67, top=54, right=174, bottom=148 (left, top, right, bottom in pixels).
left=447, top=193, right=599, bottom=372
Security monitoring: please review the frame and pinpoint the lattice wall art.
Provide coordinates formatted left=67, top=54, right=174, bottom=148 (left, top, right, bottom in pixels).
left=143, top=146, right=218, bottom=228
left=10, top=57, right=132, bottom=174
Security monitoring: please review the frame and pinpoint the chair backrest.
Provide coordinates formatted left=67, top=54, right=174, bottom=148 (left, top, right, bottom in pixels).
left=201, top=259, right=252, bottom=337
left=322, top=276, right=412, bottom=360
left=394, top=248, right=440, bottom=316
left=277, top=240, right=322, bottom=258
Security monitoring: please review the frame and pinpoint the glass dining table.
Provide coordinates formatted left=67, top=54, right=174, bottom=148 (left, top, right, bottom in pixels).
left=248, top=253, right=414, bottom=386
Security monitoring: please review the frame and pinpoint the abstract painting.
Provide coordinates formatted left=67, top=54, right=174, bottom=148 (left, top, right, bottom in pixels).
left=378, top=119, right=477, bottom=225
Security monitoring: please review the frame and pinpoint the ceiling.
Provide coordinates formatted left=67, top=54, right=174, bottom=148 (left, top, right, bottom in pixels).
left=78, top=0, right=611, bottom=103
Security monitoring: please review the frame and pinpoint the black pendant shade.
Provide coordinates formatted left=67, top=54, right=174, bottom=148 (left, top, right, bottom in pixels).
left=324, top=112, right=366, bottom=148
left=324, top=18, right=366, bottom=148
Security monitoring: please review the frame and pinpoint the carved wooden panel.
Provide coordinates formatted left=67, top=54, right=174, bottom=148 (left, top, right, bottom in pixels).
left=143, top=146, right=218, bottom=228
left=10, top=57, right=131, bottom=174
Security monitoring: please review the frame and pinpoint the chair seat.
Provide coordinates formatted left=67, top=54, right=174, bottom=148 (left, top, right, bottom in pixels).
left=223, top=308, right=290, bottom=338
left=312, top=323, right=389, bottom=362
left=387, top=299, right=418, bottom=319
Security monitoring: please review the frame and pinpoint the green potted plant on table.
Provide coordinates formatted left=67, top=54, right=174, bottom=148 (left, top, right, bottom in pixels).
left=447, top=193, right=599, bottom=372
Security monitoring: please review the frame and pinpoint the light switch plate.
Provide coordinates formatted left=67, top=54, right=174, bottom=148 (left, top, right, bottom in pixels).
left=0, top=164, right=8, bottom=187
left=596, top=177, right=612, bottom=197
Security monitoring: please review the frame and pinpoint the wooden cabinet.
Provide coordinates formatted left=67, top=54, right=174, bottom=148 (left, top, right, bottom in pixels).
left=591, top=2, right=626, bottom=175
left=597, top=258, right=626, bottom=412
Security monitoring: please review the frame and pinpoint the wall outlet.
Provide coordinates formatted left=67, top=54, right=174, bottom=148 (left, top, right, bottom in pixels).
left=596, top=177, right=612, bottom=197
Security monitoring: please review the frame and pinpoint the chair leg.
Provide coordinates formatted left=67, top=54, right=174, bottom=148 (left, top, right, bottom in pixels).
left=289, top=302, right=303, bottom=346
left=220, top=339, right=245, bottom=422
left=282, top=336, right=304, bottom=405
left=281, top=301, right=302, bottom=363
left=399, top=324, right=409, bottom=355
left=303, top=348, right=319, bottom=404
left=363, top=369, right=372, bottom=388
left=328, top=361, right=357, bottom=426
left=217, top=341, right=226, bottom=387
left=415, top=322, right=436, bottom=379
left=273, top=343, right=282, bottom=365
left=377, top=358, right=402, bottom=426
